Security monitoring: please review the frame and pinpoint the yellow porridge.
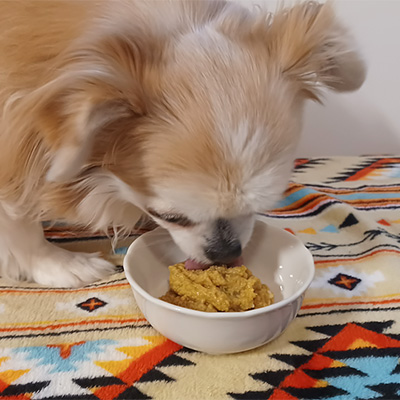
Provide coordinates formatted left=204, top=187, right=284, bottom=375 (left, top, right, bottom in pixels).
left=160, top=263, right=274, bottom=312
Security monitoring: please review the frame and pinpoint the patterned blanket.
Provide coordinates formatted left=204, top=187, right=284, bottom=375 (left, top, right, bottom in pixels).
left=0, top=155, right=400, bottom=400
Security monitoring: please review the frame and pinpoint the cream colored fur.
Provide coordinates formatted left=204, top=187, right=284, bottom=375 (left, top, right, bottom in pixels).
left=0, top=0, right=365, bottom=286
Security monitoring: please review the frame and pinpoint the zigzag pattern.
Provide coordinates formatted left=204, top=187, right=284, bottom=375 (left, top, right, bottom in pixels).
left=293, top=158, right=331, bottom=174
left=0, top=338, right=197, bottom=400
left=229, top=321, right=400, bottom=400
left=326, top=157, right=400, bottom=183
left=266, top=181, right=400, bottom=220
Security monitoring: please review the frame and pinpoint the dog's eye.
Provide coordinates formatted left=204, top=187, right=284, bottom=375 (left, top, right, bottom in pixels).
left=147, top=208, right=195, bottom=227
left=162, top=214, right=193, bottom=226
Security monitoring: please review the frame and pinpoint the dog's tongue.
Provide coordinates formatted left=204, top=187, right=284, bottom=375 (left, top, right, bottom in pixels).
left=184, top=257, right=244, bottom=270
left=184, top=259, right=210, bottom=270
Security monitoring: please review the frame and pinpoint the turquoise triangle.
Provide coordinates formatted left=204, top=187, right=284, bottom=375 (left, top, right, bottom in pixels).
left=320, top=224, right=340, bottom=233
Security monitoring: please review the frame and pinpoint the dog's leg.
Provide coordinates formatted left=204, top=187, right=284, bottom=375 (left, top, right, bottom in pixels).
left=0, top=206, right=115, bottom=287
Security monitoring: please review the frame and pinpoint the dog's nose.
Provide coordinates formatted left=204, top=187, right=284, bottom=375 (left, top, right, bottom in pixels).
left=204, top=240, right=242, bottom=265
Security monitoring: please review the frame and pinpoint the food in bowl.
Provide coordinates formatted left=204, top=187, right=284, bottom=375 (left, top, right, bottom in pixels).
left=124, top=220, right=315, bottom=354
left=160, top=262, right=274, bottom=312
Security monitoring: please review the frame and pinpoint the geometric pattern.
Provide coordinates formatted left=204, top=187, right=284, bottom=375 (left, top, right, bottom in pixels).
left=328, top=273, right=361, bottom=291
left=309, top=265, right=385, bottom=298
left=326, top=157, right=400, bottom=183
left=1, top=155, right=400, bottom=399
left=338, top=213, right=359, bottom=229
left=229, top=321, right=400, bottom=400
left=293, top=158, right=330, bottom=174
left=74, top=338, right=193, bottom=400
left=76, top=297, right=108, bottom=313
left=0, top=337, right=195, bottom=400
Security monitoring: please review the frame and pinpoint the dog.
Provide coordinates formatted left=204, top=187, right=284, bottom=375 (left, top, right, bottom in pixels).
left=0, top=0, right=365, bottom=287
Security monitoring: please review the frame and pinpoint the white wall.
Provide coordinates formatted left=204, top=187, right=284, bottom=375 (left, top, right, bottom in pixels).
left=235, top=0, right=400, bottom=156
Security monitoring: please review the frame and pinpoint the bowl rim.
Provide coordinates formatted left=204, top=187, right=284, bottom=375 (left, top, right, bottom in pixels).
left=123, top=221, right=315, bottom=319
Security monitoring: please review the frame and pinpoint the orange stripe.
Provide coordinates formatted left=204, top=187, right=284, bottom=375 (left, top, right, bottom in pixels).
left=345, top=158, right=400, bottom=181
left=273, top=196, right=400, bottom=215
left=310, top=187, right=400, bottom=194
left=344, top=198, right=400, bottom=203
left=118, top=339, right=182, bottom=385
left=1, top=314, right=144, bottom=327
left=283, top=182, right=400, bottom=195
left=0, top=317, right=147, bottom=333
left=93, top=384, right=127, bottom=400
left=314, top=248, right=400, bottom=266
left=272, top=185, right=400, bottom=215
left=284, top=181, right=400, bottom=195
left=0, top=282, right=130, bottom=295
left=275, top=194, right=326, bottom=213
left=302, top=297, right=400, bottom=310
left=305, top=292, right=400, bottom=303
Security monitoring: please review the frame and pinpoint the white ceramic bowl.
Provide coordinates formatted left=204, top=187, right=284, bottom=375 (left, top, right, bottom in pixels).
left=123, top=218, right=314, bottom=354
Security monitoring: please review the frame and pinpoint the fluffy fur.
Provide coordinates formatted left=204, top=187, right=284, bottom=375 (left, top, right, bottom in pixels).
left=0, top=0, right=365, bottom=286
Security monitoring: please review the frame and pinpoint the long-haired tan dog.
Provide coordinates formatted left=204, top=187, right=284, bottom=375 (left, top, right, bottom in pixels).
left=0, top=1, right=365, bottom=286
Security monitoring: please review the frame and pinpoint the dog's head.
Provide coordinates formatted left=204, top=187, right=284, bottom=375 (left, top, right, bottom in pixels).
left=38, top=1, right=365, bottom=266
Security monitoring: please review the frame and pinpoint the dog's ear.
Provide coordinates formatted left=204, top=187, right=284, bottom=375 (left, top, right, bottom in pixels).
left=37, top=30, right=163, bottom=182
left=264, top=2, right=366, bottom=100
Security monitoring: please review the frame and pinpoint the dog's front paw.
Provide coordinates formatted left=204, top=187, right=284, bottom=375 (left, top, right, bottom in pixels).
left=32, top=247, right=117, bottom=288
